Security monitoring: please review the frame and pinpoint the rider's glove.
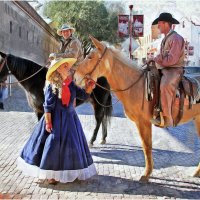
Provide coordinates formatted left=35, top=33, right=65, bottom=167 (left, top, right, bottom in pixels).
left=49, top=53, right=57, bottom=60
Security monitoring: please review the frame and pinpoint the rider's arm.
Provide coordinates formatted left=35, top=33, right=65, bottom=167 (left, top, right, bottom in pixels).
left=55, top=40, right=81, bottom=59
left=154, top=36, right=184, bottom=67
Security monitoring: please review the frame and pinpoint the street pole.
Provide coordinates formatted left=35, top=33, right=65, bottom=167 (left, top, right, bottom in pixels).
left=129, top=5, right=133, bottom=60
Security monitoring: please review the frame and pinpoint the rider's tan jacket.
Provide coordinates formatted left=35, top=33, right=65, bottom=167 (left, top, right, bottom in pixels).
left=55, top=35, right=84, bottom=67
left=155, top=31, right=185, bottom=69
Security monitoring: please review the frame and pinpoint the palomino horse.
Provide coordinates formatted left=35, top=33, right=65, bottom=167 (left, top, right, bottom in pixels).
left=75, top=36, right=200, bottom=182
left=0, top=51, right=112, bottom=145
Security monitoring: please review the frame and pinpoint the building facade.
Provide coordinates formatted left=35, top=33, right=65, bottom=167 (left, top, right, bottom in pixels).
left=129, top=2, right=200, bottom=67
left=0, top=1, right=59, bottom=65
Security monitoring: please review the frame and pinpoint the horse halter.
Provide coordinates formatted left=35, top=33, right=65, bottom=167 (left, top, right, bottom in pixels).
left=0, top=56, right=8, bottom=74
left=84, top=47, right=107, bottom=80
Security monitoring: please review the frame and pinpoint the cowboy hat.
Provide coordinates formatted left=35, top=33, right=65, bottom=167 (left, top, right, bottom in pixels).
left=152, top=13, right=179, bottom=25
left=57, top=24, right=75, bottom=36
left=46, top=58, right=77, bottom=81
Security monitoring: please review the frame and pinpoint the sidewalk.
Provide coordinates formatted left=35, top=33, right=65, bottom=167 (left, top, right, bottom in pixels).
left=0, top=84, right=200, bottom=199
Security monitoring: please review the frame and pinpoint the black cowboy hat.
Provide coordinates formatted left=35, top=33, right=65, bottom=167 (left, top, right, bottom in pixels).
left=152, top=12, right=179, bottom=25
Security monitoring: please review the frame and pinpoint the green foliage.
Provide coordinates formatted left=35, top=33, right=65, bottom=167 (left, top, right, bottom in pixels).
left=43, top=1, right=125, bottom=42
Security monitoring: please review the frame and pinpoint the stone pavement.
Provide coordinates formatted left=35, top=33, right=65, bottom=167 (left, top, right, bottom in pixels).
left=0, top=84, right=200, bottom=199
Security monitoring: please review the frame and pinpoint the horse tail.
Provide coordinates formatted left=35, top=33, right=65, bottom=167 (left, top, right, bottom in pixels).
left=97, top=76, right=113, bottom=124
left=104, top=91, right=113, bottom=124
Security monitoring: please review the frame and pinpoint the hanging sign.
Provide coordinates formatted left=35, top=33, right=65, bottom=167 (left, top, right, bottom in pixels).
left=133, top=15, right=144, bottom=37
left=118, top=15, right=129, bottom=37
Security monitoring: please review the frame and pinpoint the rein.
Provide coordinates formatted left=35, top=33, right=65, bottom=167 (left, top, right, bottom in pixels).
left=0, top=58, right=46, bottom=86
left=84, top=70, right=145, bottom=108
left=91, top=90, right=120, bottom=108
left=82, top=46, right=146, bottom=93
left=87, top=69, right=145, bottom=93
left=84, top=47, right=108, bottom=78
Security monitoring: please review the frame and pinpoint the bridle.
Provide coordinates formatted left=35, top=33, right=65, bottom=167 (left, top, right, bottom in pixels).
left=0, top=55, right=46, bottom=85
left=0, top=56, right=8, bottom=74
left=83, top=47, right=107, bottom=79
left=81, top=46, right=146, bottom=93
left=77, top=46, right=147, bottom=108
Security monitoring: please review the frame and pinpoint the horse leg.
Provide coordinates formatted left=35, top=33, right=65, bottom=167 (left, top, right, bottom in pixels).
left=90, top=77, right=112, bottom=145
left=89, top=116, right=102, bottom=147
left=100, top=115, right=107, bottom=144
left=193, top=115, right=200, bottom=177
left=135, top=120, right=153, bottom=182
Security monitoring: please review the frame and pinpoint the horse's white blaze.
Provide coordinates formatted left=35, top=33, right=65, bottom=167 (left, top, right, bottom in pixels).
left=105, top=59, right=111, bottom=72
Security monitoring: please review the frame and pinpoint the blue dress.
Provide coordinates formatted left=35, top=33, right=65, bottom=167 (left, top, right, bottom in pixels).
left=17, top=81, right=97, bottom=183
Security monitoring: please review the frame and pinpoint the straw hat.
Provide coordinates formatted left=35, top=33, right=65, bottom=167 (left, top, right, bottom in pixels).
left=46, top=58, right=77, bottom=81
left=57, top=24, right=75, bottom=36
left=152, top=13, right=179, bottom=25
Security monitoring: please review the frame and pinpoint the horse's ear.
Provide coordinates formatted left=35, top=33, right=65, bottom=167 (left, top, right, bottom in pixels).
left=89, top=35, right=104, bottom=52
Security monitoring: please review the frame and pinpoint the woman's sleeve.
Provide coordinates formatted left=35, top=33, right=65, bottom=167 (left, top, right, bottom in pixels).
left=43, top=84, right=56, bottom=113
left=75, top=84, right=90, bottom=101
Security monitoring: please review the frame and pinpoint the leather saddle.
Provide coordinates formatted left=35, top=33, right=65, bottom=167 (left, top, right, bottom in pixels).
left=145, top=62, right=200, bottom=126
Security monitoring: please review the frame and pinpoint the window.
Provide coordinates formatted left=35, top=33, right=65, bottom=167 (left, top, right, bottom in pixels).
left=10, top=21, right=12, bottom=34
left=7, top=5, right=9, bottom=15
left=4, top=3, right=7, bottom=13
left=11, top=7, right=13, bottom=17
left=27, top=31, right=29, bottom=41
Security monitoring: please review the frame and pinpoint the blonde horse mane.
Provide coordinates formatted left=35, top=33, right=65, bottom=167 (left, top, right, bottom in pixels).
left=102, top=41, right=141, bottom=71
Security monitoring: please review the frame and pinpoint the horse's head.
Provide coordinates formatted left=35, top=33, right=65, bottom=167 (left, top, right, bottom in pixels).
left=0, top=52, right=8, bottom=82
left=75, top=36, right=108, bottom=87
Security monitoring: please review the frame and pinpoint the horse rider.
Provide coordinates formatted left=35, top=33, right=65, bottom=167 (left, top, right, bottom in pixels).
left=49, top=23, right=84, bottom=69
left=149, top=12, right=185, bottom=127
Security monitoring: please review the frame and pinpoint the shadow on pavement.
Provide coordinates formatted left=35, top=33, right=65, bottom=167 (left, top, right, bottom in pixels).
left=38, top=175, right=200, bottom=199
left=91, top=145, right=199, bottom=169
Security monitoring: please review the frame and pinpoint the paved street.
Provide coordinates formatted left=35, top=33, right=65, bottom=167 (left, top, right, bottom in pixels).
left=0, top=84, right=200, bottom=199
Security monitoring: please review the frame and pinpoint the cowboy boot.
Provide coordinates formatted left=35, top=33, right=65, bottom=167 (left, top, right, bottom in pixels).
left=150, top=117, right=161, bottom=126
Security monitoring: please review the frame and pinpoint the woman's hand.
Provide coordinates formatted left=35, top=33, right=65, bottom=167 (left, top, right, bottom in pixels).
left=46, top=122, right=52, bottom=133
left=85, top=79, right=96, bottom=94
left=44, top=112, right=52, bottom=133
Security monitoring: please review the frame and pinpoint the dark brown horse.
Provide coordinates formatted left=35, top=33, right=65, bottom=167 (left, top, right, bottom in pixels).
left=0, top=51, right=112, bottom=146
left=75, top=36, right=200, bottom=182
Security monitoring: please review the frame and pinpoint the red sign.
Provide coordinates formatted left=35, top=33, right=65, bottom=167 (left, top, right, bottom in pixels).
left=118, top=15, right=129, bottom=37
left=133, top=15, right=144, bottom=37
left=188, top=46, right=194, bottom=56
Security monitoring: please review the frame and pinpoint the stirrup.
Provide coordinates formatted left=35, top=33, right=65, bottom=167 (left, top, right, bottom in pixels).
left=150, top=117, right=161, bottom=126
left=150, top=112, right=165, bottom=127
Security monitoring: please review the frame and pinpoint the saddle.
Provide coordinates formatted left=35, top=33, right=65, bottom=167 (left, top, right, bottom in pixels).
left=146, top=62, right=200, bottom=127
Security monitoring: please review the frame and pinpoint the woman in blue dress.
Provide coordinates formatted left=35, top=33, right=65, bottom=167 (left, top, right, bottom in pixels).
left=17, top=58, right=97, bottom=184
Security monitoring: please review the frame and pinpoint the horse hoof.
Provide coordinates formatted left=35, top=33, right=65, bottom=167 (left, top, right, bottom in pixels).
left=89, top=143, right=93, bottom=148
left=193, top=171, right=200, bottom=177
left=139, top=175, right=149, bottom=183
left=100, top=140, right=106, bottom=144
